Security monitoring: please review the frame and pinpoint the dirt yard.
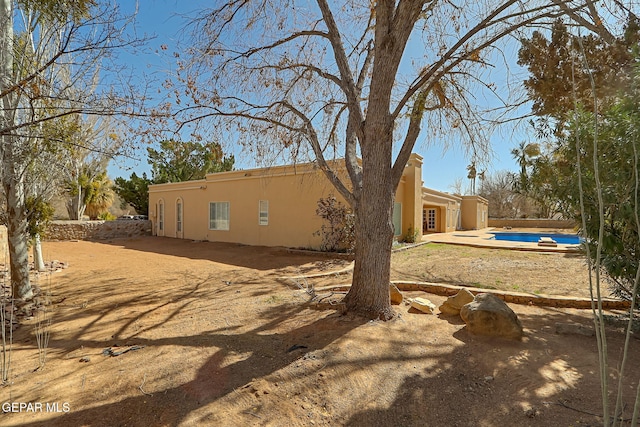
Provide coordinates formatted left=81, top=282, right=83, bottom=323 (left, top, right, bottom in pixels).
left=1, top=236, right=639, bottom=426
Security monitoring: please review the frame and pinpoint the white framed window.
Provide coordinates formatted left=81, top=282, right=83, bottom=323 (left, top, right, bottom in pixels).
left=259, top=200, right=269, bottom=225
left=158, top=200, right=164, bottom=232
left=176, top=200, right=183, bottom=232
left=209, top=202, right=230, bottom=230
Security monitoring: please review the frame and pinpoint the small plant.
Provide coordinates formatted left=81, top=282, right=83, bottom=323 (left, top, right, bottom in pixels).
left=314, top=194, right=355, bottom=253
left=34, top=274, right=52, bottom=370
left=264, top=295, right=283, bottom=304
left=403, top=226, right=421, bottom=244
left=1, top=295, right=14, bottom=383
left=98, top=212, right=116, bottom=221
left=1, top=250, right=13, bottom=383
left=34, top=309, right=51, bottom=370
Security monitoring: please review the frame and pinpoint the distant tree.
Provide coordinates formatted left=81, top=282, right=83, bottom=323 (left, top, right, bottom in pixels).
left=448, top=177, right=465, bottom=195
left=478, top=171, right=518, bottom=218
left=64, top=166, right=114, bottom=220
left=518, top=17, right=639, bottom=130
left=510, top=141, right=541, bottom=194
left=0, top=0, right=146, bottom=299
left=113, top=172, right=151, bottom=215
left=147, top=140, right=234, bottom=184
left=466, top=162, right=477, bottom=195
left=83, top=171, right=114, bottom=220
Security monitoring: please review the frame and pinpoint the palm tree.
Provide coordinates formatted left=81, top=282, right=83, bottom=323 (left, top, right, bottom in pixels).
left=84, top=171, right=115, bottom=219
left=510, top=141, right=540, bottom=193
left=467, top=161, right=477, bottom=194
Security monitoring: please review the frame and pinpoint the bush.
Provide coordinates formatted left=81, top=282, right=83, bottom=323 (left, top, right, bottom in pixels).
left=98, top=212, right=116, bottom=221
left=315, top=195, right=355, bottom=253
left=403, top=226, right=420, bottom=244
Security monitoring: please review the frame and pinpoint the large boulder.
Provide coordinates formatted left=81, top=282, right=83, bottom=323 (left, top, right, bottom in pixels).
left=390, top=284, right=403, bottom=305
left=409, top=297, right=436, bottom=314
left=439, top=289, right=475, bottom=315
left=460, top=293, right=523, bottom=339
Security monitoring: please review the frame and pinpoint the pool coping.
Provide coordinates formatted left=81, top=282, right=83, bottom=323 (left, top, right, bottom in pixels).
left=423, top=228, right=581, bottom=253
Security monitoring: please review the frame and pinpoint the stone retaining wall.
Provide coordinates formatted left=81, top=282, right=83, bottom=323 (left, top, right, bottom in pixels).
left=44, top=220, right=152, bottom=241
left=488, top=218, right=576, bottom=229
left=315, top=281, right=631, bottom=310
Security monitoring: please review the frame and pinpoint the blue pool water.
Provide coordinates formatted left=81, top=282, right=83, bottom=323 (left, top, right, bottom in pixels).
left=491, top=232, right=581, bottom=245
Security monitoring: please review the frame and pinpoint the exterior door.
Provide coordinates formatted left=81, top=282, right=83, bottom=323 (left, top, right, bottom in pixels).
left=427, top=208, right=436, bottom=232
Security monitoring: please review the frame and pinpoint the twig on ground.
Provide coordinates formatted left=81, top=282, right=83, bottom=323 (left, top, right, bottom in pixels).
left=139, top=374, right=152, bottom=396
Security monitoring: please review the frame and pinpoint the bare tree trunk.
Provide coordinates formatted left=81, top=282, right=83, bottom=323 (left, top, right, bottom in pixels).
left=343, top=134, right=395, bottom=320
left=33, top=234, right=45, bottom=272
left=1, top=0, right=31, bottom=300
left=66, top=192, right=85, bottom=220
left=344, top=184, right=395, bottom=319
left=3, top=163, right=32, bottom=300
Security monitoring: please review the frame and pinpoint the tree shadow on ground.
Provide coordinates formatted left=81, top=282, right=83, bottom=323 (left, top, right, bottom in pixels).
left=96, top=236, right=346, bottom=272
left=345, top=308, right=637, bottom=426
left=11, top=304, right=366, bottom=427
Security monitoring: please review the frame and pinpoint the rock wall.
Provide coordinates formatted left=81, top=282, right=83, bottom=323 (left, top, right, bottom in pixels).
left=44, top=220, right=152, bottom=241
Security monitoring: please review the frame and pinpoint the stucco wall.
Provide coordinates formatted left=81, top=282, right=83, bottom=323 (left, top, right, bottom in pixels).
left=460, top=196, right=489, bottom=230
left=488, top=218, right=576, bottom=229
left=149, top=160, right=419, bottom=249
left=44, top=220, right=152, bottom=241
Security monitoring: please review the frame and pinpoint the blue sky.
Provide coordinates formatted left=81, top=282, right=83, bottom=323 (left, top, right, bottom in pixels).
left=108, top=0, right=530, bottom=193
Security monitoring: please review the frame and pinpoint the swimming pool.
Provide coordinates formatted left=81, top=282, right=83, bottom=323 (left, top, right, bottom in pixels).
left=491, top=232, right=582, bottom=245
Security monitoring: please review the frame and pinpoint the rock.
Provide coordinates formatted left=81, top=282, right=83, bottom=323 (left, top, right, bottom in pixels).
left=390, top=284, right=403, bottom=305
left=79, top=356, right=91, bottom=363
left=439, top=289, right=475, bottom=315
left=555, top=322, right=594, bottom=336
left=410, top=297, right=436, bottom=314
left=460, top=293, right=523, bottom=339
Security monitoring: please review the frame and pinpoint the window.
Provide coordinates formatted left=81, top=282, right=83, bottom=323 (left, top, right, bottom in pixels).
left=176, top=200, right=183, bottom=232
left=259, top=200, right=269, bottom=225
left=158, top=201, right=164, bottom=232
left=393, top=202, right=402, bottom=236
left=209, top=202, right=230, bottom=230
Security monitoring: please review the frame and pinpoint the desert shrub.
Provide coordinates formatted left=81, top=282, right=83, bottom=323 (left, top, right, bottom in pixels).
left=98, top=212, right=116, bottom=221
left=403, top=226, right=420, bottom=244
left=315, top=195, right=355, bottom=253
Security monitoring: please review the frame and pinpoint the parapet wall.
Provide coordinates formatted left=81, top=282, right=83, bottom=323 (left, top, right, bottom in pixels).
left=488, top=218, right=576, bottom=229
left=44, top=220, right=152, bottom=241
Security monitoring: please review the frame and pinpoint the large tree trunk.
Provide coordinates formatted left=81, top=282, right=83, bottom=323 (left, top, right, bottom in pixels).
left=3, top=165, right=32, bottom=300
left=343, top=140, right=395, bottom=320
left=0, top=0, right=31, bottom=300
left=342, top=15, right=400, bottom=319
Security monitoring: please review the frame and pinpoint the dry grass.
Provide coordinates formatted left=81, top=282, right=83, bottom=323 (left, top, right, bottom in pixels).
left=391, top=243, right=592, bottom=297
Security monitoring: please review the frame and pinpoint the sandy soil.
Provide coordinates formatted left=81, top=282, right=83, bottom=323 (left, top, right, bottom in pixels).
left=1, top=236, right=639, bottom=427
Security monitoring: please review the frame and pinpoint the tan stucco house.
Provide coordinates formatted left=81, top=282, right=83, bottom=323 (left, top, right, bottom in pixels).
left=148, top=153, right=488, bottom=249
